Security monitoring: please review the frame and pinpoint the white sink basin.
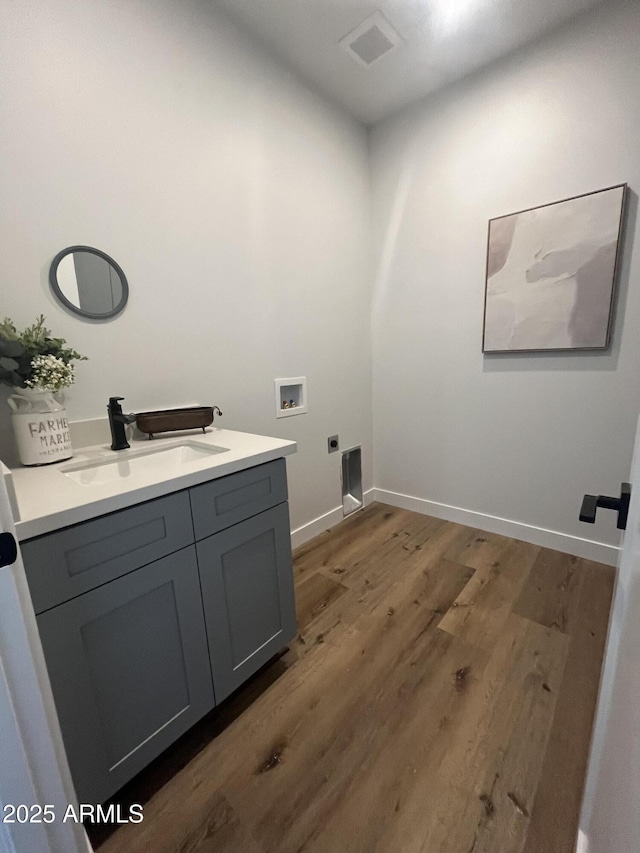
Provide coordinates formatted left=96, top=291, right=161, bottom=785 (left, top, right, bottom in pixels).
left=60, top=441, right=229, bottom=487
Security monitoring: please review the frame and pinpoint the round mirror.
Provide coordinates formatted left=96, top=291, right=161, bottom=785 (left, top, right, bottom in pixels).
left=49, top=246, right=129, bottom=320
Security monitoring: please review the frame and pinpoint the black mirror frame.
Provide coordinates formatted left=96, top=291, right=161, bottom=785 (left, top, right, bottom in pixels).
left=49, top=245, right=129, bottom=320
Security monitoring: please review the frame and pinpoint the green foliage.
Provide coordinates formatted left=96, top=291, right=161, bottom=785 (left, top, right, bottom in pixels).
left=0, top=315, right=87, bottom=388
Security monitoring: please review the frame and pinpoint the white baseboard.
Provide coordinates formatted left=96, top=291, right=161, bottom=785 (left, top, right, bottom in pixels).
left=373, top=488, right=620, bottom=567
left=290, top=487, right=620, bottom=565
left=575, top=830, right=589, bottom=853
left=290, top=488, right=375, bottom=550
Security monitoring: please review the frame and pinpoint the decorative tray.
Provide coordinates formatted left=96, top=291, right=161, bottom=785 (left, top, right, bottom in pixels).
left=135, top=406, right=218, bottom=439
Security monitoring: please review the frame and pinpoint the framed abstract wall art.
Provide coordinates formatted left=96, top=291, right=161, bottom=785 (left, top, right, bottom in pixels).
left=482, top=183, right=627, bottom=353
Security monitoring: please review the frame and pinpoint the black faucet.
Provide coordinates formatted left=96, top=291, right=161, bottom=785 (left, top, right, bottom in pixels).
left=107, top=397, right=136, bottom=451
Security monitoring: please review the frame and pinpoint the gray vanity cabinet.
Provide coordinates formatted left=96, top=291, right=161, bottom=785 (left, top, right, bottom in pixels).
left=190, top=459, right=288, bottom=539
left=196, top=502, right=296, bottom=702
left=21, top=491, right=193, bottom=613
left=21, top=457, right=297, bottom=805
left=36, top=546, right=214, bottom=806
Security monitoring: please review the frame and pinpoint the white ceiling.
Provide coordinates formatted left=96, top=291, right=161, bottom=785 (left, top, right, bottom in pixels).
left=213, top=0, right=605, bottom=124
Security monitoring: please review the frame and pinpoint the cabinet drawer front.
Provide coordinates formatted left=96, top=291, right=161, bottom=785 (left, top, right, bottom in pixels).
left=197, top=502, right=297, bottom=703
left=22, top=491, right=194, bottom=613
left=37, top=546, right=214, bottom=805
left=190, top=458, right=287, bottom=540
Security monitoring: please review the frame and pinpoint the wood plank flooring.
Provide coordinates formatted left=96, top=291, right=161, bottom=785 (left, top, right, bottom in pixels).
left=91, top=503, right=615, bottom=853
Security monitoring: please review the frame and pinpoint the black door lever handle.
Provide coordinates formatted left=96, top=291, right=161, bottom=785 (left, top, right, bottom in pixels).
left=580, top=483, right=631, bottom=530
left=0, top=532, right=17, bottom=568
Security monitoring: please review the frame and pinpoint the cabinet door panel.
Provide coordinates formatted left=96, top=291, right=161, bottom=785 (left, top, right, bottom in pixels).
left=23, top=491, right=193, bottom=613
left=37, top=546, right=214, bottom=805
left=197, top=503, right=296, bottom=702
left=190, top=459, right=287, bottom=540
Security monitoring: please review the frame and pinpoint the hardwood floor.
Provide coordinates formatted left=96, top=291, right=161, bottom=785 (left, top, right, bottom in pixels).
left=91, top=503, right=615, bottom=853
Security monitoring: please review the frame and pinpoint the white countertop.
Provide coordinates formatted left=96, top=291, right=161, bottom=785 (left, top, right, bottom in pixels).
left=7, top=428, right=297, bottom=541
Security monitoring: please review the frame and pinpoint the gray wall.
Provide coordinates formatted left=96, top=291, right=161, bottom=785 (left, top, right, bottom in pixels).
left=370, top=0, right=640, bottom=557
left=0, top=0, right=373, bottom=534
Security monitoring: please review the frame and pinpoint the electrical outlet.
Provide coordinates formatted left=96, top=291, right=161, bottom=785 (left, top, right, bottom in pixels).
left=328, top=435, right=339, bottom=453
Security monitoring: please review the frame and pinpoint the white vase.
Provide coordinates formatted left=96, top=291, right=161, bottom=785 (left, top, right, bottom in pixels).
left=7, top=387, right=73, bottom=466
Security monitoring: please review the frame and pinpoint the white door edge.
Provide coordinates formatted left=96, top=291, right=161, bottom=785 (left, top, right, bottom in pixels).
left=0, top=464, right=91, bottom=853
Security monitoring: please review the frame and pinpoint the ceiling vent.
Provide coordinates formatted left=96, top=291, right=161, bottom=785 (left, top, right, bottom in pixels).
left=339, top=11, right=403, bottom=68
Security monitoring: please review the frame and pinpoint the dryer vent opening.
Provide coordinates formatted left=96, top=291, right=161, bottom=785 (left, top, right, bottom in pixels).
left=342, top=447, right=363, bottom=516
